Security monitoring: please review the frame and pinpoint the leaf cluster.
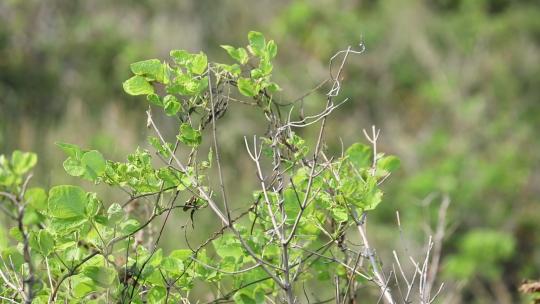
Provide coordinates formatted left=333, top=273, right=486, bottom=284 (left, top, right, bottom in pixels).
left=0, top=32, right=401, bottom=304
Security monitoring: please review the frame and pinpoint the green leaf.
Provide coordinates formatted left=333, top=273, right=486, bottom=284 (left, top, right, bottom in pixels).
left=119, top=218, right=140, bottom=235
left=237, top=48, right=249, bottom=65
left=85, top=195, right=100, bottom=218
left=161, top=256, right=184, bottom=276
left=237, top=78, right=258, bottom=97
left=221, top=63, right=242, bottom=76
left=221, top=45, right=235, bottom=55
left=148, top=286, right=167, bottom=303
left=56, top=142, right=82, bottom=158
left=378, top=155, right=400, bottom=172
left=63, top=157, right=85, bottom=177
left=130, top=59, right=165, bottom=82
left=146, top=248, right=164, bottom=267
left=287, top=133, right=309, bottom=159
left=346, top=143, right=372, bottom=169
left=22, top=208, right=41, bottom=226
left=25, top=187, right=48, bottom=211
left=163, top=95, right=181, bottom=116
left=81, top=150, right=106, bottom=180
left=9, top=227, right=23, bottom=242
left=213, top=235, right=244, bottom=260
left=250, top=68, right=264, bottom=79
left=248, top=31, right=266, bottom=56
left=266, top=82, right=281, bottom=93
left=149, top=137, right=172, bottom=158
left=0, top=155, right=16, bottom=187
left=169, top=249, right=192, bottom=261
left=190, top=52, right=208, bottom=75
left=233, top=288, right=265, bottom=304
left=266, top=40, right=278, bottom=59
left=11, top=151, right=37, bottom=175
left=167, top=74, right=208, bottom=96
left=147, top=94, right=163, bottom=107
left=48, top=185, right=88, bottom=219
left=331, top=207, right=348, bottom=222
left=107, top=203, right=124, bottom=225
left=361, top=178, right=383, bottom=211
left=1, top=247, right=24, bottom=270
left=259, top=58, right=273, bottom=75
left=83, top=265, right=117, bottom=287
left=36, top=230, right=55, bottom=256
left=177, top=123, right=202, bottom=147
left=123, top=75, right=154, bottom=96
left=283, top=188, right=301, bottom=224
left=196, top=76, right=209, bottom=95
left=157, top=168, right=182, bottom=188
left=71, top=276, right=95, bottom=298
left=170, top=49, right=192, bottom=65
left=49, top=217, right=88, bottom=235
left=221, top=45, right=249, bottom=64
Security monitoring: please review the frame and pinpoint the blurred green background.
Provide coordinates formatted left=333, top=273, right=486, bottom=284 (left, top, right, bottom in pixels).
left=1, top=0, right=539, bottom=302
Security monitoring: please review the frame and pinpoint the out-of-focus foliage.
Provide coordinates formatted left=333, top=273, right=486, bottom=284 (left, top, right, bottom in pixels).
left=444, top=230, right=515, bottom=281
left=1, top=0, right=539, bottom=302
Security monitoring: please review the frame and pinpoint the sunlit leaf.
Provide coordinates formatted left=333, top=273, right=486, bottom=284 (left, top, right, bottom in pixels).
left=83, top=265, right=117, bottom=287
left=81, top=150, right=106, bottom=180
left=25, top=187, right=48, bottom=211
left=163, top=95, right=181, bottom=116
left=190, top=52, right=208, bottom=75
left=378, top=155, right=400, bottom=172
left=123, top=75, right=154, bottom=96
left=63, top=157, right=85, bottom=177
left=266, top=40, right=277, bottom=59
left=346, top=143, right=372, bottom=169
left=11, top=151, right=37, bottom=175
left=130, top=59, right=165, bottom=82
left=177, top=123, right=202, bottom=147
left=237, top=78, right=257, bottom=97
left=221, top=45, right=249, bottom=64
left=48, top=185, right=87, bottom=219
left=248, top=31, right=266, bottom=56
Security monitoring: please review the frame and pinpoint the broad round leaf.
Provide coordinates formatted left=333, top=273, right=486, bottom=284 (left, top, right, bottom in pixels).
left=63, top=157, right=85, bottom=177
left=11, top=151, right=37, bottom=175
left=177, top=123, right=202, bottom=147
left=378, top=155, right=401, bottom=172
left=25, top=187, right=48, bottom=211
left=130, top=59, right=165, bottom=82
left=56, top=142, right=83, bottom=158
left=248, top=31, right=266, bottom=56
left=82, top=266, right=117, bottom=288
left=81, top=150, right=106, bottom=180
left=123, top=75, right=154, bottom=96
left=164, top=95, right=181, bottom=116
left=189, top=52, right=208, bottom=75
left=237, top=78, right=257, bottom=97
left=346, top=143, right=372, bottom=169
left=48, top=185, right=88, bottom=219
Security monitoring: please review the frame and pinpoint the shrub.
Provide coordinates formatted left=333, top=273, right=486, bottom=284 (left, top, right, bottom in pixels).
left=0, top=32, right=442, bottom=304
